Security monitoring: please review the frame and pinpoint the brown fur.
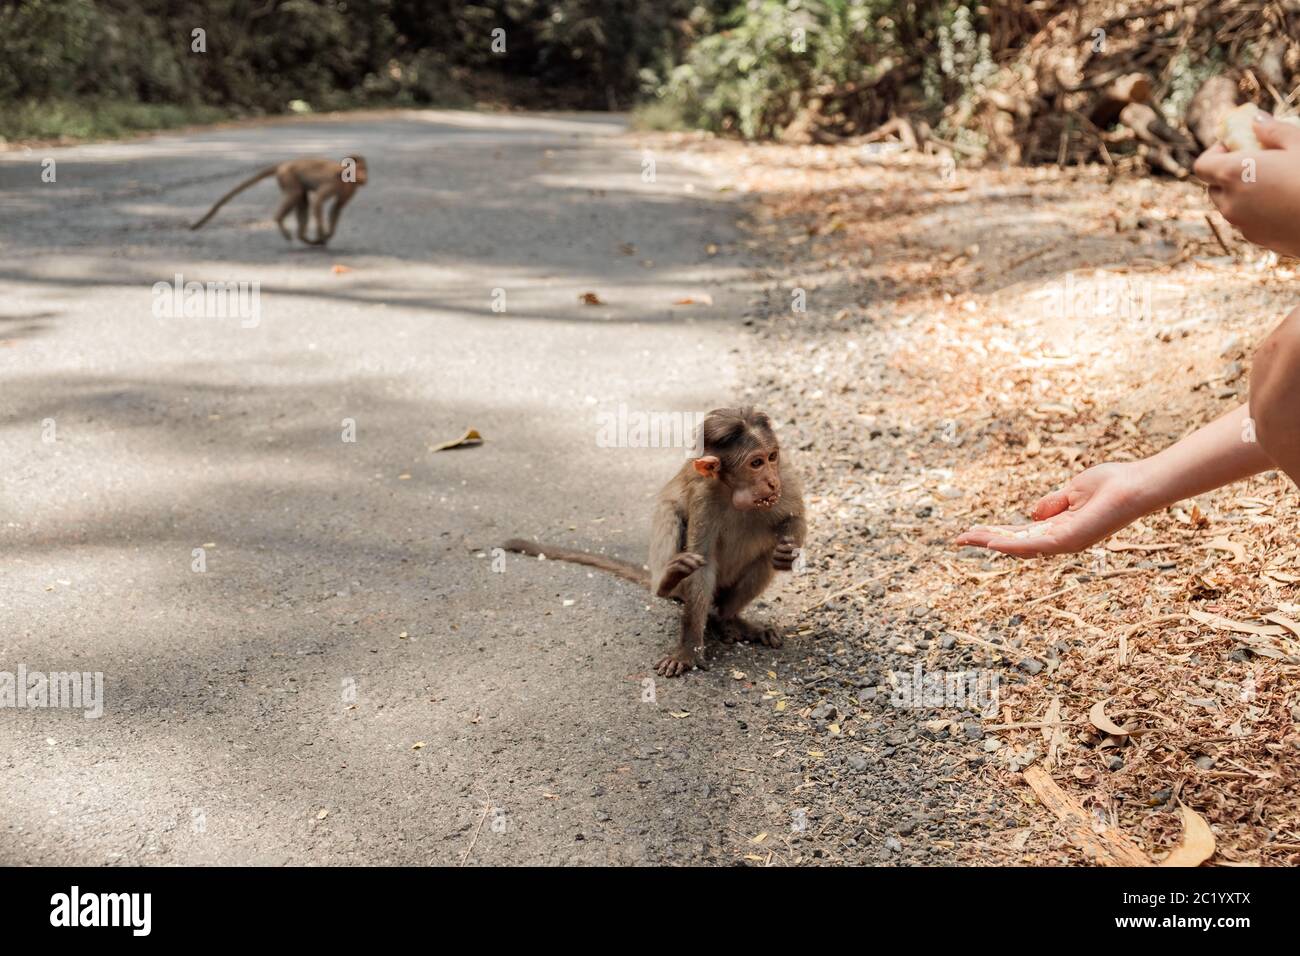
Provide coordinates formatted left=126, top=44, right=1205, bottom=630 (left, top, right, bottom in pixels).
left=191, top=156, right=367, bottom=245
left=504, top=406, right=806, bottom=677
left=501, top=538, right=649, bottom=588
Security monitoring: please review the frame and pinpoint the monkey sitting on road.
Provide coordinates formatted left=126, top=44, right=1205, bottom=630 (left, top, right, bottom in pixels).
left=190, top=156, right=367, bottom=246
left=505, top=407, right=806, bottom=677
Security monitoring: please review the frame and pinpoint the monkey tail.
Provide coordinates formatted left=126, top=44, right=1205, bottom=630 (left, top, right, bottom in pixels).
left=190, top=165, right=279, bottom=230
left=501, top=538, right=650, bottom=588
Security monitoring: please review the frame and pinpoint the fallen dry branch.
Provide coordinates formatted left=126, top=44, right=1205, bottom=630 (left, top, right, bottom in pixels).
left=1024, top=766, right=1153, bottom=866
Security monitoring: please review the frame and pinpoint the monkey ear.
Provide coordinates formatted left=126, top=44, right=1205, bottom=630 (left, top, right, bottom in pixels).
left=693, top=455, right=721, bottom=478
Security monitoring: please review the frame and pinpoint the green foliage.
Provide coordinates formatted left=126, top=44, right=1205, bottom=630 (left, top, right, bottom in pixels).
left=661, top=0, right=822, bottom=138
left=0, top=99, right=230, bottom=141
left=0, top=0, right=1003, bottom=143
left=1161, top=47, right=1225, bottom=125
left=926, top=2, right=996, bottom=125
left=658, top=0, right=993, bottom=139
left=0, top=0, right=104, bottom=102
left=0, top=0, right=726, bottom=129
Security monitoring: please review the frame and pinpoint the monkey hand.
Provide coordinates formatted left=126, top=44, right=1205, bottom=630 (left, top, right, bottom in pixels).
left=772, top=536, right=799, bottom=571
left=656, top=551, right=705, bottom=598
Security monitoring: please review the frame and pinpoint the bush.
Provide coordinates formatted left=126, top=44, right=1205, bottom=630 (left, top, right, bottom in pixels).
left=0, top=0, right=726, bottom=123
left=0, top=0, right=1011, bottom=143
left=657, top=0, right=994, bottom=139
left=0, top=99, right=229, bottom=141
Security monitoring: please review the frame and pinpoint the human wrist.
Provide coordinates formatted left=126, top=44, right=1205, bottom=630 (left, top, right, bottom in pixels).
left=1116, top=456, right=1173, bottom=518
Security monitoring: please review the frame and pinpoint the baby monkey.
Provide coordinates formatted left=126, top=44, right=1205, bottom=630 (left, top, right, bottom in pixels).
left=190, top=156, right=367, bottom=245
left=505, top=407, right=806, bottom=677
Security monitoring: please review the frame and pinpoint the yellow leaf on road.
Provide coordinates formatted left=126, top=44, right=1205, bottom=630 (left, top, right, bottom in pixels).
left=432, top=428, right=484, bottom=452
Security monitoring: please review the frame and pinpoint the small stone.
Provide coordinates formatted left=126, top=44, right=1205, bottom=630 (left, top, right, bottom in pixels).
left=847, top=753, right=870, bottom=772
left=940, top=634, right=956, bottom=650
left=963, top=722, right=984, bottom=741
left=936, top=484, right=963, bottom=500
left=982, top=737, right=1003, bottom=752
left=857, top=687, right=878, bottom=703
left=1018, top=659, right=1044, bottom=675
left=594, top=809, right=611, bottom=822
left=1106, top=756, right=1124, bottom=771
left=1194, top=755, right=1216, bottom=770
left=884, top=837, right=902, bottom=853
left=811, top=703, right=837, bottom=722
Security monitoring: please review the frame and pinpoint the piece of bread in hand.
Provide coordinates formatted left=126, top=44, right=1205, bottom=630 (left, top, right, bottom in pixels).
left=1219, top=102, right=1300, bottom=151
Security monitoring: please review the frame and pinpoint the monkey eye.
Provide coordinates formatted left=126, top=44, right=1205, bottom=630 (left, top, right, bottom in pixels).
left=769, top=451, right=778, bottom=462
left=750, top=457, right=764, bottom=469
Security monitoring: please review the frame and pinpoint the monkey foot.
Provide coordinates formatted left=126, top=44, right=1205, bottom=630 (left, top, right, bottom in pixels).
left=655, top=551, right=705, bottom=598
left=655, top=644, right=702, bottom=678
left=719, top=617, right=784, bottom=648
left=709, top=616, right=744, bottom=644
left=706, top=614, right=732, bottom=643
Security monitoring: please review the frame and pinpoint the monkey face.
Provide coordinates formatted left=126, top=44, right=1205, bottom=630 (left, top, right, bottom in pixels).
left=731, top=444, right=782, bottom=510
left=695, top=445, right=782, bottom=510
left=694, top=407, right=784, bottom=511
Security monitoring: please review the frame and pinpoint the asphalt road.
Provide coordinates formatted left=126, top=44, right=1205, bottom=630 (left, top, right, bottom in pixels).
left=0, top=110, right=814, bottom=864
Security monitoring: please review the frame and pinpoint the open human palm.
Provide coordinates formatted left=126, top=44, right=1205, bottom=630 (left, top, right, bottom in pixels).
left=956, top=463, right=1150, bottom=558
